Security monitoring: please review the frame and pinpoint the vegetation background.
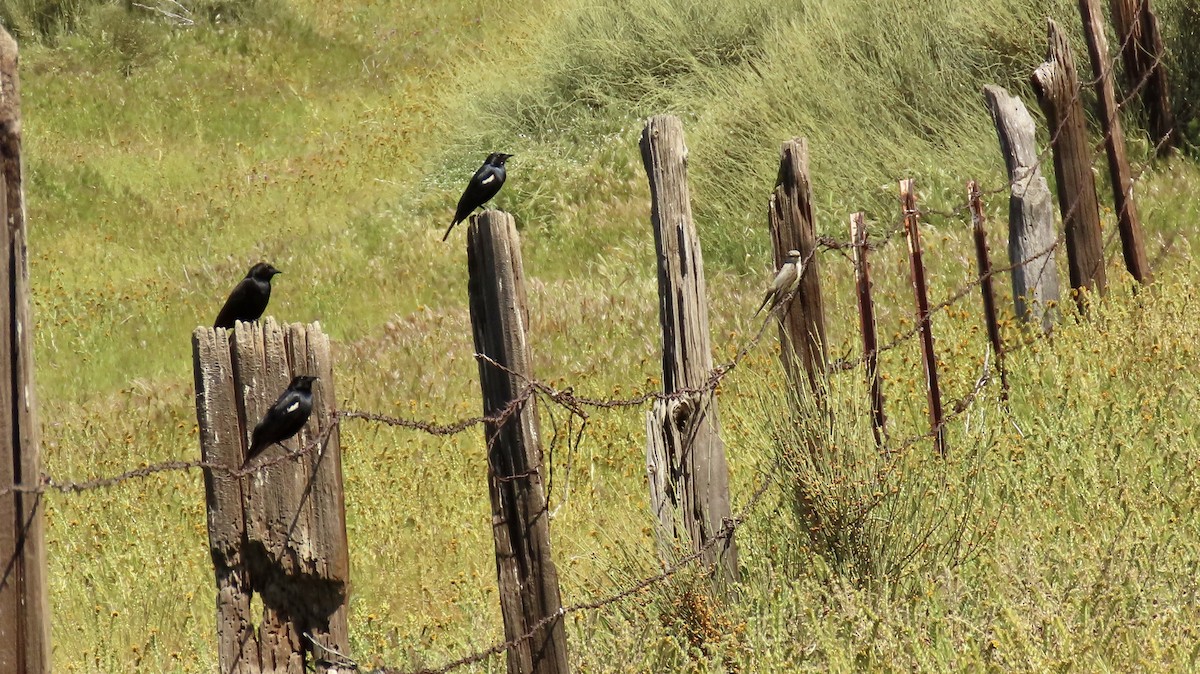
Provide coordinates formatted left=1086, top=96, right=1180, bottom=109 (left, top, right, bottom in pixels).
left=3, top=0, right=1200, bottom=670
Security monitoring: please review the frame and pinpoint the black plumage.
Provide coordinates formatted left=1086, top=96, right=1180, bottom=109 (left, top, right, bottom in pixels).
left=443, top=152, right=513, bottom=241
left=214, top=262, right=282, bottom=329
left=244, top=375, right=318, bottom=468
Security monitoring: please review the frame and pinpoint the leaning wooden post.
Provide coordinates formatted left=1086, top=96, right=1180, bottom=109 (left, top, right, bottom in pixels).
left=0, top=26, right=50, bottom=674
left=983, top=85, right=1061, bottom=333
left=967, top=183, right=1010, bottom=400
left=193, top=318, right=350, bottom=674
left=899, top=180, right=946, bottom=457
left=467, top=210, right=569, bottom=674
left=850, top=213, right=886, bottom=447
left=640, top=115, right=738, bottom=587
left=1080, top=0, right=1151, bottom=284
left=767, top=138, right=828, bottom=398
left=1110, top=0, right=1176, bottom=155
left=1032, top=18, right=1108, bottom=306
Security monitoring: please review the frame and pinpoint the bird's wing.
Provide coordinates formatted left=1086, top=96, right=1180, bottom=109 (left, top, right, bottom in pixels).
left=213, top=279, right=250, bottom=329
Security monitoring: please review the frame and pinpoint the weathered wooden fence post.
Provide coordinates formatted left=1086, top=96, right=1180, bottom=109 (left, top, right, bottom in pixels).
left=466, top=210, right=569, bottom=674
left=1081, top=0, right=1152, bottom=284
left=983, top=85, right=1061, bottom=332
left=1032, top=18, right=1108, bottom=306
left=0, top=26, right=50, bottom=674
left=850, top=213, right=886, bottom=447
left=899, top=180, right=946, bottom=456
left=767, top=138, right=827, bottom=398
left=1110, top=0, right=1176, bottom=155
left=193, top=318, right=349, bottom=674
left=641, top=114, right=738, bottom=587
left=967, top=182, right=1010, bottom=400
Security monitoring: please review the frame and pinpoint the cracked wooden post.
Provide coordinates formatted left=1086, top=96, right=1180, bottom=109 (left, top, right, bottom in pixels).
left=0, top=26, right=50, bottom=674
left=983, top=84, right=1061, bottom=332
left=767, top=138, right=827, bottom=399
left=641, top=114, right=738, bottom=588
left=850, top=213, right=886, bottom=447
left=900, top=180, right=946, bottom=457
left=1080, top=0, right=1151, bottom=284
left=467, top=210, right=568, bottom=674
left=1110, top=0, right=1176, bottom=155
left=1033, top=18, right=1107, bottom=307
left=193, top=318, right=349, bottom=674
left=967, top=182, right=1010, bottom=400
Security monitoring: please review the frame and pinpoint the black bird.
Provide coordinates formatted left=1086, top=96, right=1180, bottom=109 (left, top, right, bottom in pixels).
left=214, top=262, right=282, bottom=329
left=243, top=375, right=318, bottom=468
left=443, top=152, right=513, bottom=241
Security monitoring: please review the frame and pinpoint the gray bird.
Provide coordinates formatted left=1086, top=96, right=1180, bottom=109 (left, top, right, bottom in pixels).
left=754, top=249, right=803, bottom=317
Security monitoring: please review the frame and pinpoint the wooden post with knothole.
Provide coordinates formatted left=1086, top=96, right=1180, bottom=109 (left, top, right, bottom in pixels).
left=193, top=318, right=349, bottom=674
left=0, top=26, right=50, bottom=674
left=1032, top=18, right=1107, bottom=306
left=641, top=114, right=738, bottom=587
left=467, top=210, right=569, bottom=674
left=1109, top=0, right=1175, bottom=155
left=849, top=213, right=886, bottom=447
left=900, top=180, right=946, bottom=457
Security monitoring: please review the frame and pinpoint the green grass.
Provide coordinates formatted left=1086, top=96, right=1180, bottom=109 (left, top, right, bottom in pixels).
left=9, top=0, right=1200, bottom=670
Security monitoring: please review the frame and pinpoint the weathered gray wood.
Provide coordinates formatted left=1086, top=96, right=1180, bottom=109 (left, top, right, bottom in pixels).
left=1110, top=0, right=1175, bottom=155
left=467, top=210, right=568, bottom=674
left=194, top=318, right=349, bottom=674
left=983, top=84, right=1061, bottom=332
left=768, top=138, right=827, bottom=398
left=640, top=114, right=738, bottom=587
left=849, top=213, right=885, bottom=447
left=645, top=402, right=675, bottom=562
left=0, top=26, right=50, bottom=674
left=1032, top=19, right=1107, bottom=305
left=967, top=182, right=1010, bottom=400
left=1080, top=0, right=1151, bottom=284
left=900, top=180, right=946, bottom=457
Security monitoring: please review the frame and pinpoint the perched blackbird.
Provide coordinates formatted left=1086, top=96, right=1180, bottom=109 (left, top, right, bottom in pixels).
left=243, top=375, right=318, bottom=468
left=214, top=262, right=282, bottom=329
left=754, top=249, right=803, bottom=317
left=442, top=153, right=513, bottom=241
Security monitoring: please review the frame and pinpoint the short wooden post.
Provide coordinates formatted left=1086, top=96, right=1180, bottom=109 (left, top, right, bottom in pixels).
left=193, top=319, right=349, bottom=674
left=767, top=138, right=828, bottom=397
left=1032, top=18, right=1108, bottom=305
left=850, top=213, right=886, bottom=447
left=0, top=26, right=50, bottom=674
left=1080, top=0, right=1152, bottom=284
left=1110, top=0, right=1176, bottom=155
left=466, top=210, right=568, bottom=674
left=983, top=84, right=1061, bottom=332
left=641, top=114, right=738, bottom=587
left=900, top=180, right=946, bottom=456
left=967, top=182, right=1010, bottom=400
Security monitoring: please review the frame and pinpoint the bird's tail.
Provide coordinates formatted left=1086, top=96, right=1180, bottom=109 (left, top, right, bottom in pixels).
left=442, top=220, right=459, bottom=242
left=753, top=292, right=773, bottom=317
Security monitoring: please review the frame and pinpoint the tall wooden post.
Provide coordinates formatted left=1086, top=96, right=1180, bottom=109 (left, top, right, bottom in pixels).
left=850, top=213, right=886, bottom=447
left=1032, top=19, right=1107, bottom=305
left=1080, top=0, right=1151, bottom=284
left=467, top=210, right=568, bottom=674
left=967, top=182, right=1010, bottom=400
left=1110, top=0, right=1176, bottom=155
left=0, top=26, right=50, bottom=674
left=983, top=85, right=1061, bottom=332
left=193, top=319, right=349, bottom=674
left=767, top=138, right=827, bottom=397
left=900, top=180, right=946, bottom=457
left=641, top=115, right=738, bottom=587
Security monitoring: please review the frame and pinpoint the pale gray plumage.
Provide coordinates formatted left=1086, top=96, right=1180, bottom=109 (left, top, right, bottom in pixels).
left=754, top=249, right=803, bottom=317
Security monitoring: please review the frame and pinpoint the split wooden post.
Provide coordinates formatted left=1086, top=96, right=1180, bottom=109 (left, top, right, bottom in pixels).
left=899, top=180, right=946, bottom=457
left=1080, top=0, right=1152, bottom=284
left=967, top=183, right=1010, bottom=400
left=640, top=114, right=738, bottom=587
left=193, top=319, right=349, bottom=674
left=1032, top=18, right=1108, bottom=306
left=767, top=138, right=828, bottom=398
left=849, top=213, right=886, bottom=447
left=466, top=210, right=569, bottom=674
left=0, top=26, right=50, bottom=674
left=1110, top=0, right=1176, bottom=155
left=982, top=85, right=1061, bottom=332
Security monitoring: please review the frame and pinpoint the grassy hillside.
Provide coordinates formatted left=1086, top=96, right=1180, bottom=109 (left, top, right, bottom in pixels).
left=6, top=0, right=1200, bottom=670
